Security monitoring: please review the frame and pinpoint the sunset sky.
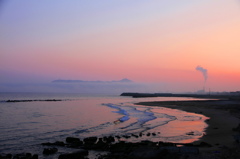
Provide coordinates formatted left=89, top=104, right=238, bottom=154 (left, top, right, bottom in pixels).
left=1, top=0, right=240, bottom=92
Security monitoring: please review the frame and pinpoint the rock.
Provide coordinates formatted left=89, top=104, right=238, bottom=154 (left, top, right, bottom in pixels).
left=186, top=131, right=194, bottom=135
left=66, top=137, right=81, bottom=143
left=58, top=150, right=88, bottom=159
left=233, top=123, right=240, bottom=132
left=0, top=154, right=12, bottom=159
left=198, top=142, right=212, bottom=147
left=68, top=140, right=84, bottom=148
left=180, top=147, right=199, bottom=155
left=43, top=148, right=58, bottom=155
left=83, top=137, right=98, bottom=144
left=32, top=154, right=38, bottom=159
left=103, top=136, right=115, bottom=143
left=1, top=153, right=37, bottom=159
left=91, top=138, right=109, bottom=150
left=129, top=147, right=162, bottom=158
left=140, top=140, right=157, bottom=146
left=110, top=141, right=133, bottom=153
left=234, top=135, right=240, bottom=143
left=158, top=141, right=176, bottom=147
left=131, top=134, right=139, bottom=138
left=122, top=135, right=131, bottom=139
left=13, top=153, right=33, bottom=159
left=96, top=138, right=104, bottom=144
left=25, top=153, right=32, bottom=158
left=115, top=135, right=121, bottom=139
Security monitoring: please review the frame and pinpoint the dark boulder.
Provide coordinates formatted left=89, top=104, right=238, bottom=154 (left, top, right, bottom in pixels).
left=0, top=154, right=12, bottom=159
left=43, top=148, right=58, bottom=155
left=103, top=136, right=115, bottom=143
left=32, top=154, right=38, bottom=159
left=83, top=137, right=98, bottom=144
left=13, top=153, right=34, bottom=159
left=131, top=134, right=139, bottom=138
left=94, top=138, right=109, bottom=150
left=58, top=150, right=88, bottom=159
left=186, top=131, right=194, bottom=135
left=66, top=137, right=81, bottom=143
left=233, top=123, right=240, bottom=132
left=67, top=140, right=83, bottom=148
left=122, top=135, right=131, bottom=139
left=198, top=142, right=212, bottom=147
left=115, top=135, right=121, bottom=139
left=129, top=147, right=162, bottom=159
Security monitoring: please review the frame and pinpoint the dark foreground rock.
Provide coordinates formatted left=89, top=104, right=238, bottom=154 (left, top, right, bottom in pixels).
left=0, top=154, right=12, bottom=159
left=43, top=148, right=58, bottom=155
left=1, top=135, right=209, bottom=159
left=58, top=150, right=88, bottom=159
left=83, top=136, right=98, bottom=144
left=66, top=137, right=81, bottom=143
left=0, top=153, right=38, bottom=159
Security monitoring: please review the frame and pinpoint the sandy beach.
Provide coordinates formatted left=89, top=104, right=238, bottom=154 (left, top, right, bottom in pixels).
left=136, top=99, right=240, bottom=157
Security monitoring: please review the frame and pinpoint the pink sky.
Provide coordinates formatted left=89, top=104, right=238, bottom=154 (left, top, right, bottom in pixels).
left=1, top=0, right=240, bottom=92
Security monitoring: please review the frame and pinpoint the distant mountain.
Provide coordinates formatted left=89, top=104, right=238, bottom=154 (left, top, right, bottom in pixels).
left=52, top=78, right=133, bottom=83
left=111, top=78, right=133, bottom=83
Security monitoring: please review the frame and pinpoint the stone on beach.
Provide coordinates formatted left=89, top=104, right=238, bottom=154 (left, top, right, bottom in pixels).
left=83, top=136, right=98, bottom=144
left=103, top=136, right=115, bottom=143
left=58, top=150, right=88, bottom=159
left=66, top=137, right=81, bottom=143
left=43, top=148, right=58, bottom=155
left=10, top=153, right=38, bottom=159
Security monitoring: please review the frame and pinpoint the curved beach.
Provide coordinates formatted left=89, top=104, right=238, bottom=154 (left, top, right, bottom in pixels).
left=136, top=99, right=240, bottom=156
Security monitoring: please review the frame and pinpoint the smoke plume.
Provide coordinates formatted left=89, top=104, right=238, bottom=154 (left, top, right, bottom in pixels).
left=196, top=65, right=208, bottom=82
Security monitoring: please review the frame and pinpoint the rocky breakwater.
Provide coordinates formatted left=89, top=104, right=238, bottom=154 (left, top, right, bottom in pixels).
left=39, top=132, right=206, bottom=159
left=1, top=132, right=214, bottom=159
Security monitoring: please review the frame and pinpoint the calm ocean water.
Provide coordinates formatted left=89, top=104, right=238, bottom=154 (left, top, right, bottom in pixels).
left=0, top=92, right=208, bottom=157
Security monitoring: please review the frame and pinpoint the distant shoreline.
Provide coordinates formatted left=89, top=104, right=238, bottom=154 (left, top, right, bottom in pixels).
left=121, top=92, right=240, bottom=100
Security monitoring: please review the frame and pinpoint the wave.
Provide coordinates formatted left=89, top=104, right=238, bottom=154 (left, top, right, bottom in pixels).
left=74, top=103, right=169, bottom=136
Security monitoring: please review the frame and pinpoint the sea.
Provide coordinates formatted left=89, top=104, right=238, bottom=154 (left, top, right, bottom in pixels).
left=0, top=92, right=208, bottom=158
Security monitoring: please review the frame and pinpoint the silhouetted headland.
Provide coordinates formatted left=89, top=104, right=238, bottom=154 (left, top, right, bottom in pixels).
left=121, top=92, right=240, bottom=100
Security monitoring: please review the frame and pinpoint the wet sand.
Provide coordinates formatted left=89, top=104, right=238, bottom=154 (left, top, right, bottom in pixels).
left=136, top=100, right=240, bottom=153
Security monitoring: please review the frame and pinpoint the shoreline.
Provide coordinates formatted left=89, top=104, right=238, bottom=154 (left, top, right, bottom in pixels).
left=136, top=99, right=240, bottom=153
left=1, top=97, right=240, bottom=158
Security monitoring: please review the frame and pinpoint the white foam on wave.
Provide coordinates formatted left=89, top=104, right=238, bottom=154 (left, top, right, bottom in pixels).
left=104, top=103, right=130, bottom=122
